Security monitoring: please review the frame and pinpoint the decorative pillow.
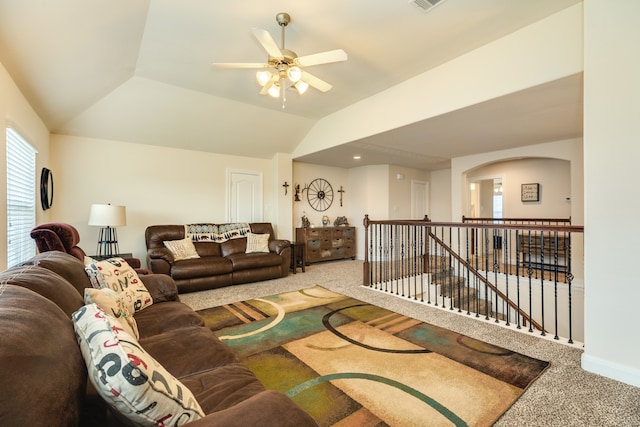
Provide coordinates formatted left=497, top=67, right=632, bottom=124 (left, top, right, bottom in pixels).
left=84, top=287, right=139, bottom=339
left=84, top=257, right=153, bottom=312
left=245, top=232, right=270, bottom=253
left=73, top=304, right=204, bottom=426
left=163, top=237, right=200, bottom=261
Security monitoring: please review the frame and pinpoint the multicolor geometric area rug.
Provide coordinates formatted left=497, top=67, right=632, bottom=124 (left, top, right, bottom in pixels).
left=196, top=286, right=549, bottom=426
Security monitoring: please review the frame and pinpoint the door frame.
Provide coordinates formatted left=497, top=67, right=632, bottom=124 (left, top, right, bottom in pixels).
left=411, top=179, right=429, bottom=220
left=226, top=168, right=263, bottom=223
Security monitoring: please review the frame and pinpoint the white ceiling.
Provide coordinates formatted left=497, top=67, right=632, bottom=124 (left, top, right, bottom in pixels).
left=0, top=0, right=583, bottom=170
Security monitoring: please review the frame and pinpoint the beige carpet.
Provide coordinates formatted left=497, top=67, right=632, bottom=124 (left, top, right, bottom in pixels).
left=180, top=260, right=640, bottom=426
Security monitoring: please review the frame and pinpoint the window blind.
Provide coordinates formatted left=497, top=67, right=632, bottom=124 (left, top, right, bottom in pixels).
left=6, top=126, right=37, bottom=267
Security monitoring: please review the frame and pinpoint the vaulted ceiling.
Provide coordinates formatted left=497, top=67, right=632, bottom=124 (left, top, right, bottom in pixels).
left=0, top=0, right=583, bottom=170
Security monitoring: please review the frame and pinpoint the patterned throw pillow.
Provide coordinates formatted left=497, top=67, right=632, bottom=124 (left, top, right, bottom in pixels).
left=245, top=232, right=270, bottom=253
left=84, top=257, right=153, bottom=312
left=73, top=304, right=204, bottom=426
left=84, top=287, right=139, bottom=339
left=163, top=237, right=200, bottom=261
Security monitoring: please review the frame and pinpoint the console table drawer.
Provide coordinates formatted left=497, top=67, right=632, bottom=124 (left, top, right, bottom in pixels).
left=296, top=226, right=356, bottom=265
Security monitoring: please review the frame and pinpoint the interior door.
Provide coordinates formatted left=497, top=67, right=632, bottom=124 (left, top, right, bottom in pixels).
left=227, top=169, right=263, bottom=223
left=411, top=180, right=429, bottom=220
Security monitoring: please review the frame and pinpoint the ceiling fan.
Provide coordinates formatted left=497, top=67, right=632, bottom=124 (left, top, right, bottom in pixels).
left=211, top=12, right=347, bottom=105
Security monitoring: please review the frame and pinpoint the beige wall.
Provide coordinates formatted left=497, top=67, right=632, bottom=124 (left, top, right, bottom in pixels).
left=466, top=158, right=572, bottom=219
left=429, top=169, right=452, bottom=222
left=50, top=134, right=280, bottom=264
left=452, top=139, right=583, bottom=223
left=291, top=162, right=350, bottom=233
left=388, top=165, right=430, bottom=220
left=582, top=0, right=640, bottom=386
left=0, top=62, right=50, bottom=270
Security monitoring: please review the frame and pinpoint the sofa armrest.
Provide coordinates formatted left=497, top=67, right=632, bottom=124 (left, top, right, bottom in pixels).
left=148, top=247, right=175, bottom=264
left=123, top=257, right=141, bottom=269
left=185, top=390, right=318, bottom=427
left=146, top=247, right=175, bottom=275
left=269, top=239, right=291, bottom=255
left=139, top=274, right=179, bottom=303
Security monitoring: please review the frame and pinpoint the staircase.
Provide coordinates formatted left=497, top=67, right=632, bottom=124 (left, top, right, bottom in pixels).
left=426, top=255, right=503, bottom=320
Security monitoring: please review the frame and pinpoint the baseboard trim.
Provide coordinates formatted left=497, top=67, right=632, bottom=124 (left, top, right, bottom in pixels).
left=582, top=353, right=640, bottom=388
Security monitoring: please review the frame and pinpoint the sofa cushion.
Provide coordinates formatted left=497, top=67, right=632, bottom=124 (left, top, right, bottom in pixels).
left=245, top=232, right=270, bottom=253
left=170, top=256, right=233, bottom=280
left=193, top=241, right=222, bottom=257
left=73, top=303, right=204, bottom=426
left=163, top=237, right=200, bottom=261
left=17, top=250, right=92, bottom=294
left=0, top=284, right=86, bottom=427
left=179, top=363, right=267, bottom=414
left=189, top=390, right=320, bottom=427
left=226, top=252, right=283, bottom=271
left=85, top=287, right=139, bottom=339
left=0, top=265, right=84, bottom=317
left=84, top=257, right=153, bottom=312
left=139, top=326, right=237, bottom=378
left=134, top=301, right=205, bottom=337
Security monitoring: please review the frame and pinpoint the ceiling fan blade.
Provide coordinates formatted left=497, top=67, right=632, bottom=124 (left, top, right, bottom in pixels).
left=301, top=71, right=333, bottom=92
left=251, top=27, right=283, bottom=59
left=295, top=49, right=348, bottom=67
left=211, top=62, right=268, bottom=69
left=260, top=80, right=272, bottom=95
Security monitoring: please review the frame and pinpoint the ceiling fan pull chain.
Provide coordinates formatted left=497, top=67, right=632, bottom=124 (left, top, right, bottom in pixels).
left=281, top=78, right=286, bottom=109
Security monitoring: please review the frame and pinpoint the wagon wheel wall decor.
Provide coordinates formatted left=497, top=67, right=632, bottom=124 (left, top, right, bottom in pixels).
left=306, top=178, right=334, bottom=211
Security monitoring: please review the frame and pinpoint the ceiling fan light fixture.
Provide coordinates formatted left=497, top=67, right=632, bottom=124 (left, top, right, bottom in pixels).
left=287, top=66, right=302, bottom=83
left=295, top=80, right=309, bottom=95
left=256, top=70, right=272, bottom=86
left=212, top=12, right=347, bottom=106
left=268, top=82, right=281, bottom=98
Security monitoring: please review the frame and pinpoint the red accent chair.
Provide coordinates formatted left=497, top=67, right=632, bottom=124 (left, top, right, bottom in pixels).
left=30, top=222, right=146, bottom=271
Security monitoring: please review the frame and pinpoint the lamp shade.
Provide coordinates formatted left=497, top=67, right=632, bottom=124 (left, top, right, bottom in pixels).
left=88, top=204, right=126, bottom=227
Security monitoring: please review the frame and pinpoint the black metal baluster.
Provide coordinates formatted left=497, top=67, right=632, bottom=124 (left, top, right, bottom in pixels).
left=527, top=229, right=533, bottom=333
left=539, top=232, right=546, bottom=337
left=515, top=230, right=522, bottom=330
left=504, top=229, right=510, bottom=326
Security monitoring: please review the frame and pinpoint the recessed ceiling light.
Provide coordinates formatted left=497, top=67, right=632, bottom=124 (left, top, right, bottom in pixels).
left=353, top=155, right=361, bottom=160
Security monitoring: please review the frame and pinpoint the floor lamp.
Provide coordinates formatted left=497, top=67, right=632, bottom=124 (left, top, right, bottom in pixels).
left=88, top=204, right=126, bottom=257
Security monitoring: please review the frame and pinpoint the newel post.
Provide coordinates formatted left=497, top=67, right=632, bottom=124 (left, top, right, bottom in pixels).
left=423, top=215, right=431, bottom=274
left=363, top=215, right=370, bottom=286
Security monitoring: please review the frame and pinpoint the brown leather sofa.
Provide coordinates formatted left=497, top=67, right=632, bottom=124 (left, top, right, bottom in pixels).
left=0, top=251, right=317, bottom=427
left=145, top=223, right=290, bottom=293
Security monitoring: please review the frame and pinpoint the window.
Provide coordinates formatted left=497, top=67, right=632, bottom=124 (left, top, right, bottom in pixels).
left=6, top=126, right=37, bottom=267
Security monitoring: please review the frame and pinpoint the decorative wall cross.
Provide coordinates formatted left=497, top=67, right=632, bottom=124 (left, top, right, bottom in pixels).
left=338, top=185, right=345, bottom=207
left=282, top=181, right=289, bottom=195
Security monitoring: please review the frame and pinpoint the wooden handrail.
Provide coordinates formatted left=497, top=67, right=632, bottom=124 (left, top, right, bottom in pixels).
left=462, top=216, right=572, bottom=224
left=428, top=230, right=545, bottom=332
left=364, top=216, right=583, bottom=234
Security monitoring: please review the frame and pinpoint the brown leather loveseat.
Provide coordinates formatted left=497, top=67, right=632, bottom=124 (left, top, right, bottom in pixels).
left=0, top=251, right=317, bottom=427
left=145, top=222, right=290, bottom=293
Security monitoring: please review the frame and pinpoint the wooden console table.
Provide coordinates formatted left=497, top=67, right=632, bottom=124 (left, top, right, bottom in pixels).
left=296, top=226, right=356, bottom=265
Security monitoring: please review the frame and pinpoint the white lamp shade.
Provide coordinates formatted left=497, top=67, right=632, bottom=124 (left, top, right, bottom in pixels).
left=287, top=66, right=302, bottom=83
left=88, top=204, right=127, bottom=227
left=295, top=80, right=309, bottom=95
left=267, top=82, right=281, bottom=98
left=256, top=70, right=271, bottom=86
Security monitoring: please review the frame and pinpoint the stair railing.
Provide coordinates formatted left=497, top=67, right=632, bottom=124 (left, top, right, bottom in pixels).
left=362, top=215, right=584, bottom=344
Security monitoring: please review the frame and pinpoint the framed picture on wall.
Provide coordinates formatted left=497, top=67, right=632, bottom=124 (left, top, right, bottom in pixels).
left=521, top=183, right=540, bottom=202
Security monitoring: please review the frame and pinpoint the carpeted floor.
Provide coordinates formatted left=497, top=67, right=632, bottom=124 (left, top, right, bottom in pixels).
left=180, top=260, right=640, bottom=426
